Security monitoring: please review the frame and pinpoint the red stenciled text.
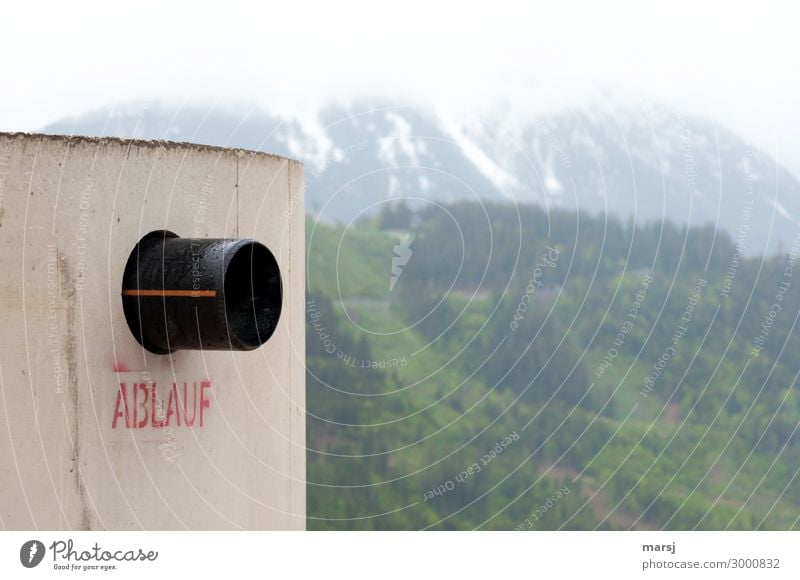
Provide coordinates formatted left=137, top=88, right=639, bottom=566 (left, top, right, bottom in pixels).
left=112, top=381, right=211, bottom=429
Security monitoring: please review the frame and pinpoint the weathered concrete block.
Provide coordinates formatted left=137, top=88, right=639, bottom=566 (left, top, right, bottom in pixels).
left=0, top=133, right=305, bottom=530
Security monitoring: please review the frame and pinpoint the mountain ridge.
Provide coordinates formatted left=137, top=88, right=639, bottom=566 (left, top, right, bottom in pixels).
left=42, top=99, right=800, bottom=254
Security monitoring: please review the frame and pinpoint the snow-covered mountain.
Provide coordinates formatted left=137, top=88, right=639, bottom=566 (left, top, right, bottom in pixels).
left=42, top=100, right=800, bottom=254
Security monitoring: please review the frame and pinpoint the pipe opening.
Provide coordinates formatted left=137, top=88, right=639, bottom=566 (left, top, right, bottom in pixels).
left=224, top=242, right=282, bottom=348
left=121, top=231, right=282, bottom=353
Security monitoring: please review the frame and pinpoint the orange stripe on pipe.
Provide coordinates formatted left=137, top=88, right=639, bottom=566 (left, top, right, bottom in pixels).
left=121, top=289, right=217, bottom=298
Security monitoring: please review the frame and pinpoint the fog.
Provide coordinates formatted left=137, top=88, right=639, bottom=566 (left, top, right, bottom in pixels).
left=1, top=1, right=798, bottom=174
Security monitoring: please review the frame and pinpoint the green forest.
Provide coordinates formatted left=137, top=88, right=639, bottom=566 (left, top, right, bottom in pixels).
left=305, top=201, right=800, bottom=530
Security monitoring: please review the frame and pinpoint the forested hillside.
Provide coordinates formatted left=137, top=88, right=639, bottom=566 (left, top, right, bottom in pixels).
left=306, top=202, right=800, bottom=529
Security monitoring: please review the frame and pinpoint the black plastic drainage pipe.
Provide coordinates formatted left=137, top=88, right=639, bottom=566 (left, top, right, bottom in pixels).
left=121, top=230, right=283, bottom=354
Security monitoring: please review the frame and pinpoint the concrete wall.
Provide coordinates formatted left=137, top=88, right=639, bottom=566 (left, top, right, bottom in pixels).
left=0, top=133, right=305, bottom=530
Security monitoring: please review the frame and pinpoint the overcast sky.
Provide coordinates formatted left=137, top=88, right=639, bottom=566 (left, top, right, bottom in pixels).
left=2, top=0, right=799, bottom=175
